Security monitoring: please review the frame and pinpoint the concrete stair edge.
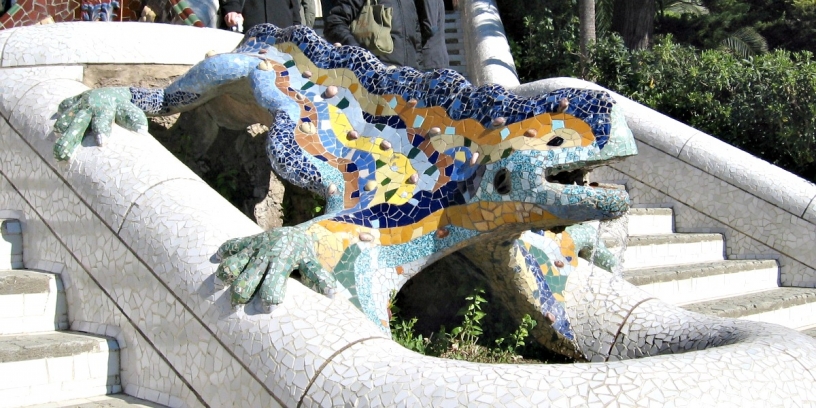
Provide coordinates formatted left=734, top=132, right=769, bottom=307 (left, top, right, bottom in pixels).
left=682, top=287, right=816, bottom=323
left=625, top=259, right=779, bottom=286
left=0, top=331, right=122, bottom=408
left=0, top=269, right=69, bottom=335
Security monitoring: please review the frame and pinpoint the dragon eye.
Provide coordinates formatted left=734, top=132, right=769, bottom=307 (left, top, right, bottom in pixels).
left=547, top=136, right=564, bottom=147
left=493, top=169, right=511, bottom=194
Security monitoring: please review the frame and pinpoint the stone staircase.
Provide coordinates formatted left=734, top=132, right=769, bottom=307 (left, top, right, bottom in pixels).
left=443, top=10, right=466, bottom=76
left=312, top=10, right=468, bottom=77
left=620, top=208, right=816, bottom=337
left=0, top=219, right=154, bottom=407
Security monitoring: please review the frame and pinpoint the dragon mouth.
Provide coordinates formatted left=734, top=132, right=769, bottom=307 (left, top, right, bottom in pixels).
left=541, top=168, right=629, bottom=219
left=545, top=168, right=588, bottom=186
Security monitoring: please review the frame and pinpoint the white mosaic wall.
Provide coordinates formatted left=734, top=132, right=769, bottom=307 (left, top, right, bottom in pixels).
left=1, top=22, right=816, bottom=407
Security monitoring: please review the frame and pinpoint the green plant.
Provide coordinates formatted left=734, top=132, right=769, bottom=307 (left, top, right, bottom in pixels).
left=389, top=291, right=429, bottom=354
left=495, top=314, right=537, bottom=356
left=214, top=169, right=240, bottom=201
left=390, top=288, right=544, bottom=364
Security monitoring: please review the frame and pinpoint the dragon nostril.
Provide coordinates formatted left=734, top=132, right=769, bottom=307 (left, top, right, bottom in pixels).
left=547, top=136, right=565, bottom=147
left=493, top=169, right=512, bottom=194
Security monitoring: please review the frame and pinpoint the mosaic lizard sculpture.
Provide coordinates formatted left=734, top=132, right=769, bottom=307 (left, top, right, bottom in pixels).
left=52, top=24, right=637, bottom=356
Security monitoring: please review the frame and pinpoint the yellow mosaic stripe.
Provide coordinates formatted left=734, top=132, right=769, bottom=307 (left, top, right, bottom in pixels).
left=274, top=43, right=399, bottom=117
left=314, top=202, right=558, bottom=250
left=327, top=105, right=417, bottom=206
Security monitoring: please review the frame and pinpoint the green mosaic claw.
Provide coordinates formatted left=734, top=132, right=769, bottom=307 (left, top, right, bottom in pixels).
left=53, top=87, right=148, bottom=161
left=215, top=227, right=337, bottom=311
left=566, top=224, right=617, bottom=271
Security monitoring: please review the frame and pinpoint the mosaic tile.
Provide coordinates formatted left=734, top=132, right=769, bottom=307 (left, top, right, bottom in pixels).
left=1, top=22, right=241, bottom=68
left=49, top=23, right=637, bottom=334
left=3, top=21, right=816, bottom=408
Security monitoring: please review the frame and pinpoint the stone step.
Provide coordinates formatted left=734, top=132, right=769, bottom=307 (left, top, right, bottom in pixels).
left=0, top=332, right=121, bottom=408
left=0, top=219, right=23, bottom=269
left=626, top=259, right=779, bottom=305
left=610, top=233, right=725, bottom=270
left=21, top=394, right=167, bottom=407
left=626, top=207, right=673, bottom=236
left=0, top=269, right=68, bottom=335
left=682, top=287, right=816, bottom=330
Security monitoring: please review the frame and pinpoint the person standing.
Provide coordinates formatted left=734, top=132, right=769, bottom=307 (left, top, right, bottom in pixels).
left=324, top=0, right=422, bottom=69
left=301, top=0, right=316, bottom=27
left=417, top=0, right=448, bottom=70
left=221, top=0, right=302, bottom=32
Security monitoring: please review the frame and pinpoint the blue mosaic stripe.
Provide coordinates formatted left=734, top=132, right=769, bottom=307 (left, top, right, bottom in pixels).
left=518, top=244, right=574, bottom=340
left=130, top=88, right=201, bottom=116
left=332, top=180, right=466, bottom=227
left=267, top=113, right=324, bottom=193
left=237, top=24, right=613, bottom=148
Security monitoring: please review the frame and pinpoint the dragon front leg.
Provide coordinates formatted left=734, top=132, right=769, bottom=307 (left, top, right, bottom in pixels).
left=52, top=53, right=261, bottom=161
left=216, top=224, right=338, bottom=312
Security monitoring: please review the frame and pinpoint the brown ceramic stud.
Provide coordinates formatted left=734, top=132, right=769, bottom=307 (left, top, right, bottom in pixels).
left=302, top=70, right=313, bottom=79
left=380, top=140, right=392, bottom=151
left=407, top=99, right=418, bottom=108
left=469, top=152, right=480, bottom=166
left=491, top=117, right=506, bottom=128
left=545, top=312, right=557, bottom=324
left=557, top=98, right=569, bottom=113
left=524, top=129, right=538, bottom=138
left=435, top=228, right=450, bottom=239
left=299, top=122, right=316, bottom=134
left=347, top=130, right=359, bottom=140
left=554, top=260, right=565, bottom=268
left=258, top=60, right=273, bottom=71
left=324, top=85, right=339, bottom=98
left=407, top=173, right=419, bottom=184
left=259, top=49, right=268, bottom=54
left=428, top=127, right=441, bottom=136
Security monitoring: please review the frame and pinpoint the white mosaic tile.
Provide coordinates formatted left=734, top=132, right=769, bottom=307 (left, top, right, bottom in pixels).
left=0, top=66, right=83, bottom=118
left=1, top=23, right=242, bottom=68
left=0, top=116, right=279, bottom=407
left=0, top=173, right=201, bottom=408
left=3, top=17, right=816, bottom=408
left=679, top=133, right=816, bottom=216
left=0, top=27, right=17, bottom=67
left=8, top=78, right=87, bottom=153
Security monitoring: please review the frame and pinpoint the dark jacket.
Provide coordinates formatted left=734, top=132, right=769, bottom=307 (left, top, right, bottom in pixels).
left=221, top=0, right=302, bottom=32
left=324, top=0, right=422, bottom=68
left=417, top=0, right=448, bottom=70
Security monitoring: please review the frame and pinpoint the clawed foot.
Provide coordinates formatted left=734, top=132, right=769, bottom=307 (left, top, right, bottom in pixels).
left=215, top=226, right=337, bottom=310
left=53, top=87, right=147, bottom=161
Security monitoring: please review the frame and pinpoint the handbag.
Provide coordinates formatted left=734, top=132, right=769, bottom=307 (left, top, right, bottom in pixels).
left=350, top=0, right=394, bottom=56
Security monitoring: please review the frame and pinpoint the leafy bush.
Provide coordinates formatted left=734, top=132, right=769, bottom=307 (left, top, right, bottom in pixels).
left=509, top=10, right=816, bottom=182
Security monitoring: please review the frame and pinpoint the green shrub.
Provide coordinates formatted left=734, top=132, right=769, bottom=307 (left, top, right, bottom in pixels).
left=509, top=10, right=816, bottom=182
